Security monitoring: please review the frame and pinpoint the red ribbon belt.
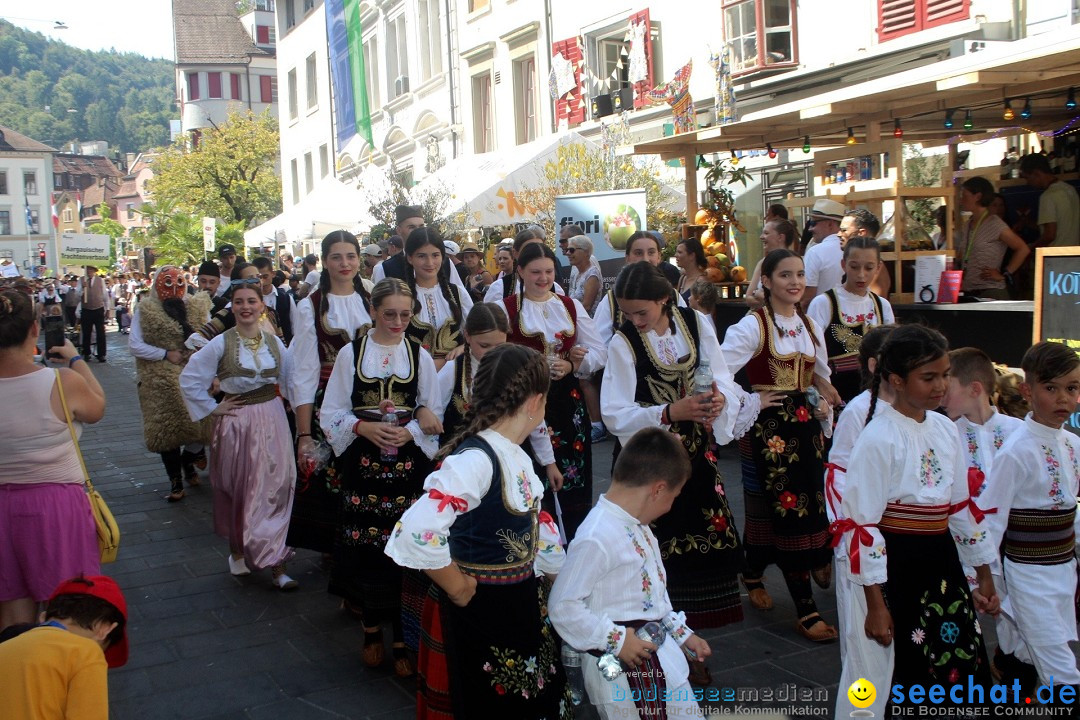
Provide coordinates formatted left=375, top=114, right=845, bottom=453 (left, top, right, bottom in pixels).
left=539, top=510, right=558, bottom=534
left=949, top=467, right=997, bottom=525
left=829, top=518, right=875, bottom=574
left=428, top=489, right=468, bottom=513
left=824, top=462, right=846, bottom=519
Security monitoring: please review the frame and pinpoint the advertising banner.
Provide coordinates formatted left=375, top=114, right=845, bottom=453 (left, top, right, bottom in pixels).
left=59, top=233, right=111, bottom=268
left=555, top=189, right=647, bottom=287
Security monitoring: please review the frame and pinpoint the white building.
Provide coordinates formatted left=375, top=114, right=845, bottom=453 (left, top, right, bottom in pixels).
left=173, top=0, right=279, bottom=139
left=0, top=125, right=56, bottom=274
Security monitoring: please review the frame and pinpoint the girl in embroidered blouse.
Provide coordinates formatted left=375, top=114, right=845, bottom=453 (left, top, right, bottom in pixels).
left=720, top=249, right=838, bottom=643
left=403, top=227, right=473, bottom=372
left=385, top=344, right=570, bottom=720
left=600, top=261, right=742, bottom=685
left=806, top=236, right=896, bottom=404
left=286, top=231, right=373, bottom=556
left=319, top=278, right=441, bottom=678
left=179, top=284, right=298, bottom=590
left=838, top=325, right=998, bottom=707
left=503, top=243, right=607, bottom=543
left=434, top=302, right=564, bottom=493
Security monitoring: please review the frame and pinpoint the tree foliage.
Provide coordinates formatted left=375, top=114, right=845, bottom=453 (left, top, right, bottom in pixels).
left=138, top=200, right=247, bottom=266
left=516, top=142, right=682, bottom=240
left=150, top=111, right=282, bottom=228
left=362, top=165, right=471, bottom=240
left=86, top=203, right=123, bottom=267
left=0, top=20, right=174, bottom=154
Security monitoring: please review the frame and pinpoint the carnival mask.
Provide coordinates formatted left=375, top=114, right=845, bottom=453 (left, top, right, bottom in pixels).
left=154, top=267, right=185, bottom=301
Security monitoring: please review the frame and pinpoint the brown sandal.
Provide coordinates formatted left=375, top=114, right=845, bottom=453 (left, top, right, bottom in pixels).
left=810, top=563, right=832, bottom=589
left=795, top=614, right=838, bottom=643
left=362, top=627, right=384, bottom=667
left=741, top=576, right=773, bottom=611
left=392, top=645, right=415, bottom=678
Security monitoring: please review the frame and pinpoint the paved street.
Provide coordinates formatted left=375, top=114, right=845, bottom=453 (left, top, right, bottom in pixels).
left=84, top=326, right=842, bottom=719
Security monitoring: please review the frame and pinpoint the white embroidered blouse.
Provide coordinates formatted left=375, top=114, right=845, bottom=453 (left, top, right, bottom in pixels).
left=287, top=292, right=372, bottom=407
left=179, top=332, right=290, bottom=421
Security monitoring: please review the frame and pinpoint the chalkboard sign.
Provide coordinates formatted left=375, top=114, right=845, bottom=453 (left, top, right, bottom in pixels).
left=1033, top=247, right=1080, bottom=437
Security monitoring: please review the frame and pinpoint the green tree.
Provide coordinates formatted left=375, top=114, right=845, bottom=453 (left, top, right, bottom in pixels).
left=138, top=200, right=247, bottom=266
left=150, top=111, right=282, bottom=228
left=86, top=203, right=124, bottom=267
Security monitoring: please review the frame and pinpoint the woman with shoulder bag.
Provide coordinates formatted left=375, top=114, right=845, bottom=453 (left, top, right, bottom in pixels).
left=0, top=289, right=106, bottom=631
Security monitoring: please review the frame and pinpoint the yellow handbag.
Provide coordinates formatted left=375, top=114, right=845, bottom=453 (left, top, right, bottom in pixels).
left=56, top=369, right=120, bottom=564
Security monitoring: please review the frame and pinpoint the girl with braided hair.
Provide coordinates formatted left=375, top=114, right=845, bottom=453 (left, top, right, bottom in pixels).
left=403, top=227, right=472, bottom=371
left=386, top=343, right=570, bottom=720
left=503, top=242, right=606, bottom=542
left=720, top=249, right=838, bottom=643
left=320, top=278, right=440, bottom=677
left=836, top=324, right=997, bottom=709
left=285, top=231, right=372, bottom=554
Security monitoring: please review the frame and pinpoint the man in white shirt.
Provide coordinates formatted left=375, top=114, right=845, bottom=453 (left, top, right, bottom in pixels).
left=801, top=198, right=846, bottom=310
left=1020, top=153, right=1080, bottom=247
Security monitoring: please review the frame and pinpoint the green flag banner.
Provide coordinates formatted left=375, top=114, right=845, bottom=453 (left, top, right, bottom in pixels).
left=344, top=0, right=373, bottom=148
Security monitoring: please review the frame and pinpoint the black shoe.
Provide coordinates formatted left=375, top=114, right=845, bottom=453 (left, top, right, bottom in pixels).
left=96, top=357, right=106, bottom=363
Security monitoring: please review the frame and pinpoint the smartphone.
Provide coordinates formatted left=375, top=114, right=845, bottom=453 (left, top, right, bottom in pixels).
left=44, top=315, right=66, bottom=355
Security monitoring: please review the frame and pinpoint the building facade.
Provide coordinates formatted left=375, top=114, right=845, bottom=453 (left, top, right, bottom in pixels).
left=0, top=125, right=56, bottom=274
left=173, top=0, right=279, bottom=139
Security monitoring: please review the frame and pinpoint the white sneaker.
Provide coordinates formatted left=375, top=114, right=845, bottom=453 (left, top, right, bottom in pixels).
left=228, top=555, right=251, bottom=576
left=273, top=572, right=299, bottom=591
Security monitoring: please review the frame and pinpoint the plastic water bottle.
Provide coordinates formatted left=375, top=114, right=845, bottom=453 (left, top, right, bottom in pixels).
left=381, top=410, right=398, bottom=462
left=561, top=644, right=584, bottom=705
left=694, top=358, right=712, bottom=397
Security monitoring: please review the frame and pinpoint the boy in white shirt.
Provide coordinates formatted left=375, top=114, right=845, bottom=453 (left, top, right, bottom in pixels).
left=550, top=428, right=711, bottom=719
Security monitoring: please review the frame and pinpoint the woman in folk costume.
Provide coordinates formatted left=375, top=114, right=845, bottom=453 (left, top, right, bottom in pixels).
left=402, top=227, right=473, bottom=371
left=434, top=302, right=562, bottom=489
left=320, top=278, right=441, bottom=678
left=386, top=344, right=571, bottom=720
left=719, top=249, right=838, bottom=643
left=600, top=261, right=743, bottom=685
left=131, top=266, right=213, bottom=502
left=286, top=231, right=372, bottom=555
left=502, top=242, right=606, bottom=542
left=179, top=283, right=299, bottom=590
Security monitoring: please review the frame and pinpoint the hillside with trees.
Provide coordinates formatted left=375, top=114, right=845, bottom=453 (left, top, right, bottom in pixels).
left=0, top=20, right=174, bottom=154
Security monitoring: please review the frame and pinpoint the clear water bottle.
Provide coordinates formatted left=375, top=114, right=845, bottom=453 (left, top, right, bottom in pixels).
left=381, top=410, right=398, bottom=462
left=693, top=358, right=712, bottom=397
left=561, top=643, right=584, bottom=705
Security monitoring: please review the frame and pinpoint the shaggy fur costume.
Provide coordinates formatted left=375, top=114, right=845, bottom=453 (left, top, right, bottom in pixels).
left=136, top=292, right=213, bottom=453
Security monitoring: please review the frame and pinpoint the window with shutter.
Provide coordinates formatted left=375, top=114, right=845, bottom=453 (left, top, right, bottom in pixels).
left=208, top=72, right=222, bottom=99
left=722, top=0, right=798, bottom=77
left=551, top=37, right=585, bottom=127
left=878, top=0, right=969, bottom=41
left=629, top=10, right=653, bottom=110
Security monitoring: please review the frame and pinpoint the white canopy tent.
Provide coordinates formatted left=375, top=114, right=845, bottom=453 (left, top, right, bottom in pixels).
left=243, top=177, right=378, bottom=250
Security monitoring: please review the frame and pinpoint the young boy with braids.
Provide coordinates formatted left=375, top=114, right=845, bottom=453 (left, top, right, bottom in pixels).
left=385, top=344, right=569, bottom=719
left=979, top=342, right=1080, bottom=701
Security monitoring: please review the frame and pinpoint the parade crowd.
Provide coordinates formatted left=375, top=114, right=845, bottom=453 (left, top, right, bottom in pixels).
left=1, top=162, right=1080, bottom=720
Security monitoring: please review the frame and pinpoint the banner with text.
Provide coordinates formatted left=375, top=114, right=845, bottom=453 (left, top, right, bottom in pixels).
left=1034, top=247, right=1080, bottom=437
left=555, top=189, right=648, bottom=289
left=59, top=233, right=111, bottom=268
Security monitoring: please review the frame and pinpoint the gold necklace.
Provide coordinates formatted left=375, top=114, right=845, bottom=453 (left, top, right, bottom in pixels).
left=240, top=333, right=262, bottom=354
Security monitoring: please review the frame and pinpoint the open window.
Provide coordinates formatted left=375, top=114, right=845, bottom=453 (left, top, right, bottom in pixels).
left=723, top=0, right=798, bottom=77
left=585, top=11, right=659, bottom=111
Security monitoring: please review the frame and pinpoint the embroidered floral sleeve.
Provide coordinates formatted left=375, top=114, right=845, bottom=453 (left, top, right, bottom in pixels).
left=946, top=432, right=996, bottom=569
left=384, top=447, right=494, bottom=571
left=548, top=536, right=627, bottom=656
left=664, top=610, right=692, bottom=646
left=732, top=387, right=761, bottom=440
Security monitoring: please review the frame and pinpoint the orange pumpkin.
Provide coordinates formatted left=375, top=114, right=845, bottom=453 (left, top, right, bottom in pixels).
left=707, top=255, right=720, bottom=269
left=694, top=208, right=713, bottom=225
left=700, top=227, right=716, bottom=245
left=730, top=265, right=748, bottom=283
left=705, top=267, right=724, bottom=283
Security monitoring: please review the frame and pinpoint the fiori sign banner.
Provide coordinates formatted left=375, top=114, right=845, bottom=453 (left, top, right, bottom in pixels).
left=556, top=189, right=648, bottom=289
left=59, top=233, right=111, bottom=267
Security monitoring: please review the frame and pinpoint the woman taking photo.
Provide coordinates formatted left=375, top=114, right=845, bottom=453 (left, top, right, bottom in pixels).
left=600, top=261, right=744, bottom=684
left=320, top=278, right=441, bottom=678
left=503, top=243, right=606, bottom=541
left=286, top=231, right=373, bottom=555
left=957, top=176, right=1030, bottom=300
left=746, top=219, right=798, bottom=308
left=403, top=228, right=472, bottom=371
left=566, top=235, right=602, bottom=315
left=674, top=238, right=708, bottom=303
left=0, top=290, right=106, bottom=630
left=180, top=283, right=298, bottom=590
left=720, top=249, right=837, bottom=643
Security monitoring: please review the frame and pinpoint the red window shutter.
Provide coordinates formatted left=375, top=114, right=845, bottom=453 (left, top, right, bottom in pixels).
left=256, top=25, right=270, bottom=44
left=208, top=72, right=222, bottom=99
left=551, top=37, right=585, bottom=127
left=923, top=0, right=969, bottom=29
left=878, top=0, right=918, bottom=41
left=260, top=75, right=273, bottom=103
left=230, top=73, right=242, bottom=100
left=630, top=9, right=653, bottom=110
left=187, top=72, right=200, bottom=101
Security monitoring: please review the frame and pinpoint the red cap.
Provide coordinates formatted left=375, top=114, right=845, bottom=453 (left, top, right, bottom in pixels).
left=48, top=575, right=128, bottom=668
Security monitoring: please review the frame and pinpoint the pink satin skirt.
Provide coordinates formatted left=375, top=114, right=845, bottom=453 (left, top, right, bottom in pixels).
left=209, top=397, right=296, bottom=570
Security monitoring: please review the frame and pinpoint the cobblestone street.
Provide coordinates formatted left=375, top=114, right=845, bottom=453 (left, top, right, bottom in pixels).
left=86, top=328, right=841, bottom=719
